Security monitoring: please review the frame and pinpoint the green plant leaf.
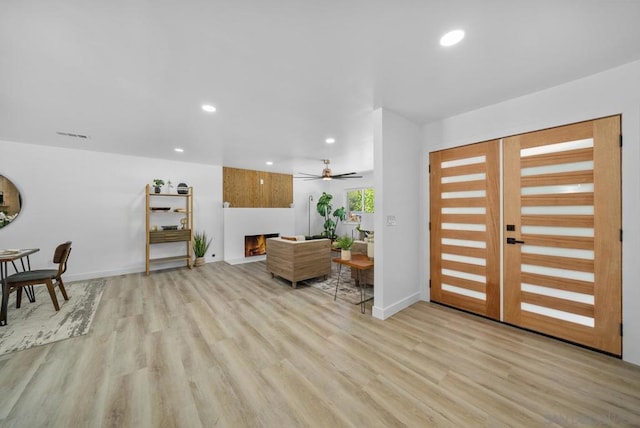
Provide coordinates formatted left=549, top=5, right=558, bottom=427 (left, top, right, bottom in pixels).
left=333, top=207, right=346, bottom=221
left=193, top=230, right=212, bottom=257
left=335, top=234, right=354, bottom=249
left=315, top=192, right=346, bottom=238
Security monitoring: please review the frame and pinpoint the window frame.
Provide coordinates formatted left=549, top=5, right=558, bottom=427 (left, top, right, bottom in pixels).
left=344, top=186, right=374, bottom=224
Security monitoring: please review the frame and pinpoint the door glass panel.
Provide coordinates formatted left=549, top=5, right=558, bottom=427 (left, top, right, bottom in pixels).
left=442, top=190, right=486, bottom=199
left=442, top=207, right=486, bottom=214
left=442, top=238, right=486, bottom=248
left=442, top=173, right=486, bottom=183
left=442, top=268, right=485, bottom=283
left=443, top=284, right=486, bottom=300
left=442, top=253, right=486, bottom=266
left=522, top=206, right=594, bottom=215
left=521, top=303, right=594, bottom=327
left=521, top=245, right=594, bottom=259
left=442, top=223, right=486, bottom=232
left=521, top=283, right=594, bottom=304
left=520, top=138, right=593, bottom=157
left=521, top=161, right=593, bottom=176
left=521, top=226, right=594, bottom=237
left=441, top=155, right=486, bottom=168
left=521, top=184, right=594, bottom=195
left=521, top=264, right=594, bottom=282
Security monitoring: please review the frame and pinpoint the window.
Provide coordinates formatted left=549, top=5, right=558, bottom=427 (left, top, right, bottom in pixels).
left=346, top=187, right=374, bottom=223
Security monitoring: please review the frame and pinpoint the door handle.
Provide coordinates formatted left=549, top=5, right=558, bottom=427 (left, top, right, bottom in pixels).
left=506, top=237, right=525, bottom=245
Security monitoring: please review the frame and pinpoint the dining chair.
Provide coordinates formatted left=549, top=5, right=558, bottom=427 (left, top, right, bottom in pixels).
left=7, top=241, right=72, bottom=311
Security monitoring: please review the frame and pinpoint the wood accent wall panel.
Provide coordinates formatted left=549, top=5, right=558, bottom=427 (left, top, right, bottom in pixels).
left=223, top=167, right=292, bottom=208
left=261, top=172, right=293, bottom=208
left=224, top=167, right=261, bottom=208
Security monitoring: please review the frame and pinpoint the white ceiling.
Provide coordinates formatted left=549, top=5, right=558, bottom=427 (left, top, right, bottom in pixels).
left=2, top=1, right=640, bottom=175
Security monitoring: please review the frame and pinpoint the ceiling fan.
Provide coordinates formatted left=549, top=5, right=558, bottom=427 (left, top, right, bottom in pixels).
left=295, top=159, right=362, bottom=181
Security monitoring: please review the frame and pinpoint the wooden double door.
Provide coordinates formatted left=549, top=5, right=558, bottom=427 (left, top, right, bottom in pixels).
left=429, top=116, right=621, bottom=355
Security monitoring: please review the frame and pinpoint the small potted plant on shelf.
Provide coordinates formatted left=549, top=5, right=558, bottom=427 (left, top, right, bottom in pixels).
left=193, top=230, right=212, bottom=267
left=334, top=234, right=354, bottom=261
left=152, top=179, right=165, bottom=193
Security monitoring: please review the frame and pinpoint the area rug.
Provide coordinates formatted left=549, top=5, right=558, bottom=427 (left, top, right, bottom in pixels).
left=301, top=266, right=372, bottom=305
left=0, top=278, right=106, bottom=355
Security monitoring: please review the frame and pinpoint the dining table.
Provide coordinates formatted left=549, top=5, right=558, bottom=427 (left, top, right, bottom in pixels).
left=0, top=248, right=39, bottom=326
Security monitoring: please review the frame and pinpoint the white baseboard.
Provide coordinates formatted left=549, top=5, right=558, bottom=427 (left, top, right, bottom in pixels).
left=372, top=291, right=421, bottom=320
left=64, top=260, right=199, bottom=282
left=64, top=265, right=143, bottom=282
left=225, top=255, right=266, bottom=265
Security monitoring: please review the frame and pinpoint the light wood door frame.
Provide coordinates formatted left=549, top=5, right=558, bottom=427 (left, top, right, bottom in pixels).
left=503, top=116, right=621, bottom=355
left=430, top=140, right=501, bottom=320
left=430, top=116, right=622, bottom=355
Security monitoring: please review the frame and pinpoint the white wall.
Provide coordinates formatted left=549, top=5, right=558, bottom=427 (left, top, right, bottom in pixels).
left=372, top=108, right=423, bottom=319
left=423, top=59, right=640, bottom=365
left=292, top=179, right=325, bottom=236
left=223, top=208, right=294, bottom=263
left=0, top=140, right=223, bottom=280
left=292, top=172, right=374, bottom=238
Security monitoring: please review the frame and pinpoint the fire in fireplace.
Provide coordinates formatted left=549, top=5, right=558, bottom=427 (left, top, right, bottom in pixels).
left=244, top=233, right=279, bottom=257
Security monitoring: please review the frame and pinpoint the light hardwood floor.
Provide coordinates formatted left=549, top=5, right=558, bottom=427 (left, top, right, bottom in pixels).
left=1, top=261, right=639, bottom=427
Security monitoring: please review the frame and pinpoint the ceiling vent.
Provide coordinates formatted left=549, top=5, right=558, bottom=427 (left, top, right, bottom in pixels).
left=56, top=131, right=89, bottom=139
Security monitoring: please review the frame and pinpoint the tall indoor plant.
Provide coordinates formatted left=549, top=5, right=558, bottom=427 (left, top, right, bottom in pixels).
left=316, top=192, right=346, bottom=240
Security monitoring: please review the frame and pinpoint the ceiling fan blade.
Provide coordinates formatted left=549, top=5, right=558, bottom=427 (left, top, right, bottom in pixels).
left=294, top=176, right=323, bottom=180
left=331, top=172, right=362, bottom=178
left=295, top=160, right=361, bottom=180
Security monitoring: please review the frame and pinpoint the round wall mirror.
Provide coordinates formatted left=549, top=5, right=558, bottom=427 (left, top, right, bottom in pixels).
left=0, top=175, right=22, bottom=229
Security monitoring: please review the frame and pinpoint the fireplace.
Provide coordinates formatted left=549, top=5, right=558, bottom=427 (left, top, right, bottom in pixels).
left=244, top=233, right=279, bottom=257
left=223, top=208, right=294, bottom=264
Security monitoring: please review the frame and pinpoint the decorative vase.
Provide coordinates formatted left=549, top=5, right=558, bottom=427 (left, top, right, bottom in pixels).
left=366, top=238, right=374, bottom=260
left=154, top=186, right=161, bottom=194
left=194, top=257, right=205, bottom=267
left=177, top=183, right=188, bottom=194
left=341, top=249, right=351, bottom=261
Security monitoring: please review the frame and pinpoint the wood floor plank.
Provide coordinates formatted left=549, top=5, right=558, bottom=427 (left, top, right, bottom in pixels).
left=0, top=345, right=50, bottom=420
left=260, top=359, right=352, bottom=426
left=102, top=369, right=152, bottom=427
left=0, top=260, right=638, bottom=427
left=364, top=374, right=488, bottom=427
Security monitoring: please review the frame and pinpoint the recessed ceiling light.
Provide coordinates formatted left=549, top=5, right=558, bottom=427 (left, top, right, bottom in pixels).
left=266, top=161, right=273, bottom=165
left=201, top=104, right=216, bottom=113
left=174, top=148, right=184, bottom=153
left=325, top=138, right=335, bottom=144
left=440, top=29, right=465, bottom=47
